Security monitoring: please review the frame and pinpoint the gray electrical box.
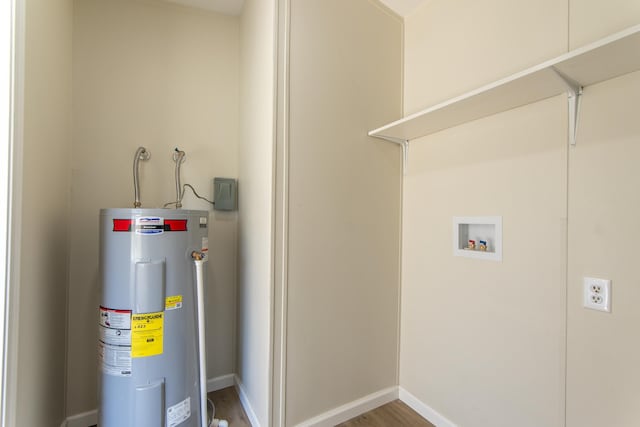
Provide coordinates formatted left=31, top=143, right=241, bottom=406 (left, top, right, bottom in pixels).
left=213, top=177, right=237, bottom=211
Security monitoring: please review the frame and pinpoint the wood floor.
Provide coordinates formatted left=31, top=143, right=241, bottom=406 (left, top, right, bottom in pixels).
left=208, top=386, right=252, bottom=427
left=336, top=400, right=435, bottom=427
left=94, top=388, right=432, bottom=427
left=211, top=389, right=433, bottom=427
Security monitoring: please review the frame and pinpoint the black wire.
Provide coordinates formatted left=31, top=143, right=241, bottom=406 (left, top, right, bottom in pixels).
left=163, top=183, right=215, bottom=207
left=182, top=183, right=215, bottom=205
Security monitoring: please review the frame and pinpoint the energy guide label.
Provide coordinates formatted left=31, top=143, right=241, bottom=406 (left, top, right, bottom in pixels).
left=98, top=307, right=132, bottom=377
left=131, top=312, right=164, bottom=358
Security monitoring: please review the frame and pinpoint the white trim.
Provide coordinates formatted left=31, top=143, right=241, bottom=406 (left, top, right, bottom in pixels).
left=294, top=387, right=399, bottom=427
left=59, top=409, right=97, bottom=427
left=399, top=387, right=457, bottom=427
left=2, top=0, right=24, bottom=425
left=0, top=0, right=13, bottom=422
left=235, top=374, right=261, bottom=427
left=272, top=0, right=291, bottom=425
left=207, top=373, right=235, bottom=392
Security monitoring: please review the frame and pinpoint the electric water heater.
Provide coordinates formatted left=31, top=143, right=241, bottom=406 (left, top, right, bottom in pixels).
left=98, top=208, right=209, bottom=427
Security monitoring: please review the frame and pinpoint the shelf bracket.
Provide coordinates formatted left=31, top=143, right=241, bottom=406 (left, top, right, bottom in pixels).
left=401, top=140, right=409, bottom=175
left=551, top=66, right=583, bottom=146
left=374, top=136, right=409, bottom=175
left=567, top=88, right=583, bottom=146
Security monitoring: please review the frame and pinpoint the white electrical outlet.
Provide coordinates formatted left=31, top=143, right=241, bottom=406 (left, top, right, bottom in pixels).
left=583, top=277, right=611, bottom=312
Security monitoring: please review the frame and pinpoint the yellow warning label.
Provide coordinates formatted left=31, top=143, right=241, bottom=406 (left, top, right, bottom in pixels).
left=131, top=312, right=163, bottom=358
left=165, top=295, right=183, bottom=311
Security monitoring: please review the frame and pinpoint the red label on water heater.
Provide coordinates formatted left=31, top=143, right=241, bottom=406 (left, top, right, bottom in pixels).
left=165, top=219, right=187, bottom=231
left=113, top=219, right=133, bottom=232
left=112, top=218, right=187, bottom=232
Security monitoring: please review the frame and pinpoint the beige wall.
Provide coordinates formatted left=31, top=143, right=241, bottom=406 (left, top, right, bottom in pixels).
left=70, top=0, right=239, bottom=415
left=566, top=2, right=640, bottom=425
left=400, top=96, right=568, bottom=427
left=402, top=0, right=640, bottom=426
left=402, top=1, right=568, bottom=426
left=285, top=0, right=402, bottom=424
left=14, top=0, right=73, bottom=426
left=566, top=69, right=640, bottom=427
left=237, top=0, right=276, bottom=425
left=404, top=0, right=567, bottom=114
left=569, top=0, right=640, bottom=48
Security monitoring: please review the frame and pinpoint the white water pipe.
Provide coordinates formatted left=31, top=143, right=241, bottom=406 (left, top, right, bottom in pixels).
left=192, top=252, right=209, bottom=427
left=192, top=251, right=228, bottom=427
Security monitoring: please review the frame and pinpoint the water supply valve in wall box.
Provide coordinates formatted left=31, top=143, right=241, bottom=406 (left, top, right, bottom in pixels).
left=213, top=177, right=237, bottom=211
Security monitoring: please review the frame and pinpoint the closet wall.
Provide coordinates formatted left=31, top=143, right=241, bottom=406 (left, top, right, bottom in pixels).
left=284, top=0, right=402, bottom=424
left=236, top=0, right=276, bottom=425
left=400, top=0, right=640, bottom=426
left=566, top=2, right=640, bottom=426
left=13, top=0, right=73, bottom=425
left=69, top=0, right=240, bottom=415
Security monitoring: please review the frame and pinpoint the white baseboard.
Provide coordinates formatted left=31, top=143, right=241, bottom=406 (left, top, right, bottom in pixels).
left=234, top=375, right=262, bottom=427
left=294, top=386, right=399, bottom=427
left=60, top=409, right=97, bottom=427
left=61, top=374, right=235, bottom=427
left=399, top=387, right=457, bottom=427
left=207, top=373, right=236, bottom=392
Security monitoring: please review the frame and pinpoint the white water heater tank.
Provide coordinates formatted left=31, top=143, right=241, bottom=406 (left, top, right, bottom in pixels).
left=98, top=208, right=209, bottom=427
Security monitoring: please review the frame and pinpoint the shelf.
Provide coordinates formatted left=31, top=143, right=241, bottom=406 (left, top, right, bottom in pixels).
left=369, top=24, right=640, bottom=146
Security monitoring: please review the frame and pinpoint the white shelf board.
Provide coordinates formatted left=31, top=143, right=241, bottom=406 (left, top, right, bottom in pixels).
left=369, top=24, right=640, bottom=142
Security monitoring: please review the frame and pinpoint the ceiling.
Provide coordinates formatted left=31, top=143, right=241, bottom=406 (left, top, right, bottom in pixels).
left=160, top=0, right=428, bottom=17
left=161, top=0, right=245, bottom=15
left=378, top=0, right=429, bottom=16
